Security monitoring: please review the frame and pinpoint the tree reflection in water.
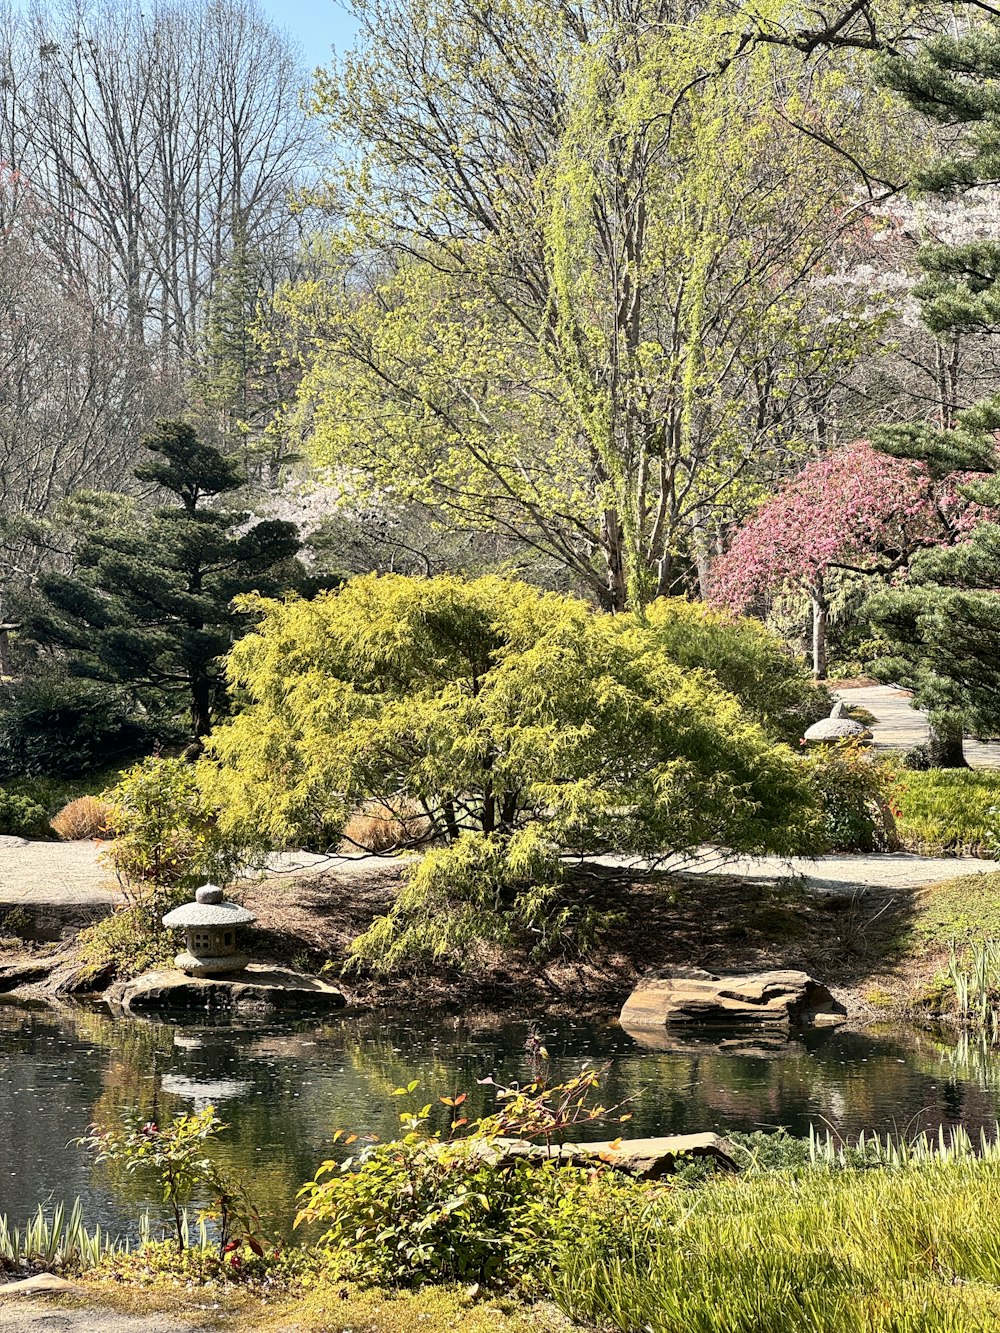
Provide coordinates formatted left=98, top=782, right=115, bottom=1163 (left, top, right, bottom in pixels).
left=2, top=1001, right=1000, bottom=1236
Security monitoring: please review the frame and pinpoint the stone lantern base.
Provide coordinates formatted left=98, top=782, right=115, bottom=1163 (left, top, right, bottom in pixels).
left=174, top=950, right=250, bottom=978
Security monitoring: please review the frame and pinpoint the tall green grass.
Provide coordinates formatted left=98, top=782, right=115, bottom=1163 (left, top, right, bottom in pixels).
left=549, top=1149, right=1000, bottom=1333
left=894, top=770, right=1000, bottom=858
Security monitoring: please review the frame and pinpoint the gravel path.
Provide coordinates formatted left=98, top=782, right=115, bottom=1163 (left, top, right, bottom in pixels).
left=0, top=1300, right=210, bottom=1332
left=0, top=837, right=995, bottom=915
left=835, top=684, right=1000, bottom=768
left=0, top=836, right=120, bottom=909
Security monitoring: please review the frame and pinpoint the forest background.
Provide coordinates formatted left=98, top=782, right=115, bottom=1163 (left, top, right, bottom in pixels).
left=5, top=0, right=1000, bottom=776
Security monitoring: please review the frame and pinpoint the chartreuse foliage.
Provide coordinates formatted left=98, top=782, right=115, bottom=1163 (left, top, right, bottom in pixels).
left=551, top=1156, right=1000, bottom=1333
left=205, top=574, right=819, bottom=968
left=286, top=0, right=907, bottom=610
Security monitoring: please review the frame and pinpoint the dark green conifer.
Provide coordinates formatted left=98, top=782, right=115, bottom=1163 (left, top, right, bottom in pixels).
left=866, top=25, right=1000, bottom=764
left=24, top=421, right=304, bottom=740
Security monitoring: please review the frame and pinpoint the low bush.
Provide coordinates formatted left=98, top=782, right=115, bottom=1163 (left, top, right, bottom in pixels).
left=339, top=800, right=430, bottom=854
left=101, top=757, right=250, bottom=904
left=76, top=900, right=183, bottom=983
left=0, top=788, right=51, bottom=839
left=51, top=796, right=114, bottom=841
left=802, top=743, right=899, bottom=852
left=296, top=1069, right=633, bottom=1289
left=893, top=769, right=1000, bottom=857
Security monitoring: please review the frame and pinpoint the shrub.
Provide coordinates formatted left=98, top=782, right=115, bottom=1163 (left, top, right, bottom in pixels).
left=893, top=769, right=1000, bottom=857
left=803, top=743, right=899, bottom=852
left=50, top=796, right=114, bottom=841
left=79, top=1108, right=265, bottom=1259
left=0, top=673, right=158, bottom=779
left=296, top=1070, right=633, bottom=1289
left=0, top=788, right=51, bottom=839
left=100, top=757, right=249, bottom=904
left=76, top=899, right=184, bottom=983
left=206, top=574, right=819, bottom=969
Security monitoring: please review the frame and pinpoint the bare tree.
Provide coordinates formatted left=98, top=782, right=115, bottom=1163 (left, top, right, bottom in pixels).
left=0, top=0, right=318, bottom=368
left=0, top=167, right=167, bottom=660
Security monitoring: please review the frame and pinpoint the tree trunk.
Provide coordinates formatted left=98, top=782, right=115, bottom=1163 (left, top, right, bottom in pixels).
left=190, top=673, right=213, bottom=741
left=810, top=586, right=828, bottom=680
left=927, top=710, right=967, bottom=768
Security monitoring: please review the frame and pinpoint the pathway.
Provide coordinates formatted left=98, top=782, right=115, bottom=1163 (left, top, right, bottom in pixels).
left=834, top=684, right=1000, bottom=769
left=0, top=838, right=991, bottom=915
left=596, top=849, right=997, bottom=896
left=0, top=1300, right=208, bottom=1332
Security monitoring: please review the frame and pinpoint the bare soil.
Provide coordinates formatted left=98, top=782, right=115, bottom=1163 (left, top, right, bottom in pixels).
left=234, top=861, right=913, bottom=1019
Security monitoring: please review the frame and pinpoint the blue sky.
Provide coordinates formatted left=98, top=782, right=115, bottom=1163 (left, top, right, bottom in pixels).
left=257, top=0, right=359, bottom=68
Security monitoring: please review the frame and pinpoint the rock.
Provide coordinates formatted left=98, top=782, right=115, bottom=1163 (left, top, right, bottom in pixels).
left=803, top=700, right=871, bottom=744
left=0, top=958, right=56, bottom=994
left=108, top=963, right=348, bottom=1016
left=0, top=1272, right=79, bottom=1295
left=487, top=1132, right=738, bottom=1177
left=620, top=967, right=846, bottom=1031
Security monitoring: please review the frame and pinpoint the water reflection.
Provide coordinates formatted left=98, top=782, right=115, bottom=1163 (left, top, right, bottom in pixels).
left=1, top=1000, right=999, bottom=1237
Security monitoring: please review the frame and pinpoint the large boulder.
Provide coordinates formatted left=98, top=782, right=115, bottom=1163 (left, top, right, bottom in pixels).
left=620, top=967, right=846, bottom=1032
left=108, top=963, right=348, bottom=1016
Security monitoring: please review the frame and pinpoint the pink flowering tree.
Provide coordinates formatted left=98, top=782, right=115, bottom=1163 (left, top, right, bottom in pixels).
left=709, top=441, right=967, bottom=679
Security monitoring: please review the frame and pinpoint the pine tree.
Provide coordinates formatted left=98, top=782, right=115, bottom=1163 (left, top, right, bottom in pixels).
left=865, top=25, right=1000, bottom=765
left=23, top=421, right=304, bottom=740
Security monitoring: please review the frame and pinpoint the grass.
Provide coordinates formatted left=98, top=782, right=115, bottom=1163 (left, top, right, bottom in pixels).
left=551, top=1157, right=1000, bottom=1333
left=78, top=1273, right=572, bottom=1331
left=903, top=872, right=1000, bottom=958
left=893, top=769, right=1000, bottom=858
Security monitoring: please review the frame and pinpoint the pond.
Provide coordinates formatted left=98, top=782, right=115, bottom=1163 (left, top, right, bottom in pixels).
left=2, top=1000, right=999, bottom=1239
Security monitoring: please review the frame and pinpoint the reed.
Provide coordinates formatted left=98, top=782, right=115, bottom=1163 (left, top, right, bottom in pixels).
left=548, top=1155, right=1000, bottom=1332
left=948, top=940, right=1000, bottom=1039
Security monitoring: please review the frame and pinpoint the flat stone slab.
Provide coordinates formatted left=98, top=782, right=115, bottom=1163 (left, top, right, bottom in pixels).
left=620, top=967, right=846, bottom=1031
left=108, top=963, right=347, bottom=1016
left=0, top=1273, right=79, bottom=1295
left=491, top=1132, right=738, bottom=1177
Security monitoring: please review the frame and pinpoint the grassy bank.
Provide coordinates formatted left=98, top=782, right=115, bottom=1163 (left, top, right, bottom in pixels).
left=894, top=769, right=1000, bottom=858
left=552, top=1156, right=1000, bottom=1333
left=44, top=1147, right=1000, bottom=1333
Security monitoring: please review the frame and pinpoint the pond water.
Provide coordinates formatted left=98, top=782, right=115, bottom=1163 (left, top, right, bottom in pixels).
left=2, top=1000, right=999, bottom=1239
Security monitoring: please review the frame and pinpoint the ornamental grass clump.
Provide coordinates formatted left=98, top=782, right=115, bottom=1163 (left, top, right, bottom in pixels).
left=204, top=574, right=822, bottom=969
left=0, top=1198, right=124, bottom=1273
left=548, top=1156, right=1000, bottom=1333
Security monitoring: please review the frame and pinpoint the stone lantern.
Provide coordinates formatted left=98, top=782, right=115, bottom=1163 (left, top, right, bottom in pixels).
left=802, top=700, right=872, bottom=746
left=162, top=884, right=256, bottom=977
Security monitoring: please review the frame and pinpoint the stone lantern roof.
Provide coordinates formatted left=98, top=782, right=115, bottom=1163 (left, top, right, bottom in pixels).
left=162, top=883, right=255, bottom=929
left=802, top=701, right=872, bottom=745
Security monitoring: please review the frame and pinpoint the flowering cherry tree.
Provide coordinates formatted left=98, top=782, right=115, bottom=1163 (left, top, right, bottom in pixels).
left=709, top=441, right=963, bottom=678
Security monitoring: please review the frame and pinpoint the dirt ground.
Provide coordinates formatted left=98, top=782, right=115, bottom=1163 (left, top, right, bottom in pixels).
left=234, top=858, right=918, bottom=1019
